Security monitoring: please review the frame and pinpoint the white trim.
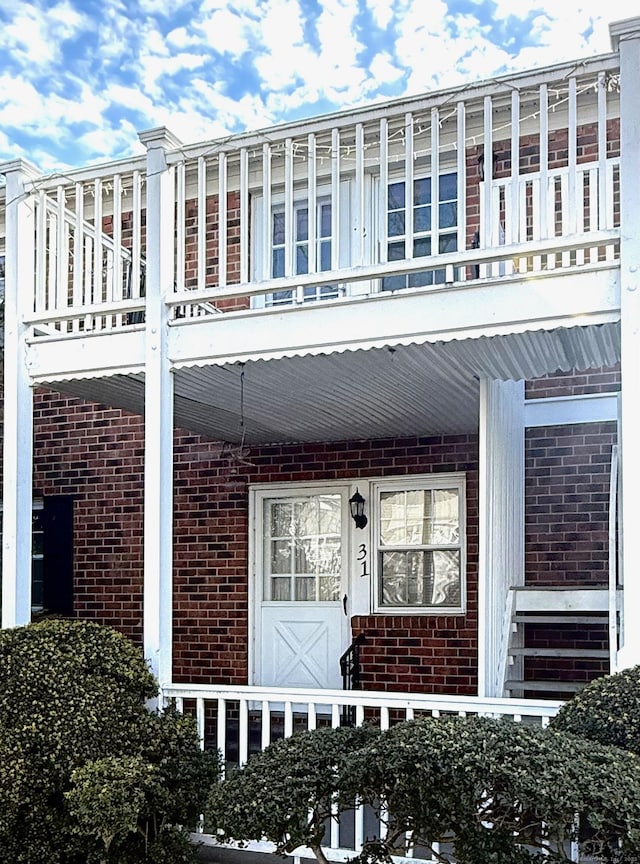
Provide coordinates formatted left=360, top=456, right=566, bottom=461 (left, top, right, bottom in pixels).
left=141, top=131, right=175, bottom=684
left=371, top=472, right=467, bottom=615
left=616, top=20, right=640, bottom=670
left=525, top=392, right=619, bottom=427
left=2, top=163, right=37, bottom=628
left=478, top=380, right=525, bottom=698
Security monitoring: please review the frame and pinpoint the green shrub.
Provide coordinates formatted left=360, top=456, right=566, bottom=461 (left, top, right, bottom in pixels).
left=208, top=715, right=640, bottom=864
left=348, top=715, right=640, bottom=864
left=551, top=665, right=640, bottom=754
left=208, top=724, right=379, bottom=862
left=0, top=619, right=219, bottom=864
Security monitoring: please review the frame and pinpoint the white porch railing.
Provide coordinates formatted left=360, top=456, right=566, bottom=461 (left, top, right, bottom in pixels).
left=161, top=681, right=561, bottom=764
left=162, top=683, right=562, bottom=862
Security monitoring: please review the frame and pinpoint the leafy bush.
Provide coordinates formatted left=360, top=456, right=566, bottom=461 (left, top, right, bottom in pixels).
left=209, top=715, right=640, bottom=864
left=0, top=619, right=219, bottom=864
left=208, top=724, right=379, bottom=863
left=551, top=665, right=640, bottom=754
left=348, top=715, right=640, bottom=864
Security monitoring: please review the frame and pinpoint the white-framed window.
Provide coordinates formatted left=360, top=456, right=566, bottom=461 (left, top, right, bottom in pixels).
left=260, top=489, right=345, bottom=602
left=268, top=197, right=338, bottom=307
left=382, top=172, right=458, bottom=291
left=251, top=180, right=361, bottom=307
left=373, top=473, right=466, bottom=613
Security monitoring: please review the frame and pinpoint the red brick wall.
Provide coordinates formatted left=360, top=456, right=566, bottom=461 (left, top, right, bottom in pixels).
left=524, top=365, right=618, bottom=589
left=525, top=364, right=620, bottom=398
left=183, top=190, right=248, bottom=311
left=28, top=395, right=479, bottom=695
left=173, top=434, right=479, bottom=693
left=32, top=390, right=145, bottom=642
left=524, top=421, right=616, bottom=587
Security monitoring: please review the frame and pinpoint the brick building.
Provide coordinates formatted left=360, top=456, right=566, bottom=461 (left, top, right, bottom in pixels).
left=1, top=18, right=638, bottom=735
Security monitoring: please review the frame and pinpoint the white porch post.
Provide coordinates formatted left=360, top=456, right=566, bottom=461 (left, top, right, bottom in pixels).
left=478, top=379, right=525, bottom=697
left=1, top=160, right=39, bottom=628
left=611, top=17, right=640, bottom=669
left=139, top=128, right=181, bottom=683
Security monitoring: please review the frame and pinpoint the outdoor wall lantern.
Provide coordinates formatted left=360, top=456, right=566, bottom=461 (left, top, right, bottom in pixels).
left=349, top=489, right=368, bottom=529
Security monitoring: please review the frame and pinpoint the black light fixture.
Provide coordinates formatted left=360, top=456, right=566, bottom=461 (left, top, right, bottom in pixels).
left=349, top=489, right=368, bottom=529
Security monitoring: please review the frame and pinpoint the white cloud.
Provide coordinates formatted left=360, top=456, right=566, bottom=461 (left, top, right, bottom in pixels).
left=369, top=50, right=404, bottom=87
left=195, top=7, right=255, bottom=58
left=166, top=26, right=196, bottom=49
left=259, top=0, right=305, bottom=47
left=0, top=0, right=88, bottom=68
left=0, top=0, right=637, bottom=169
left=365, top=0, right=396, bottom=29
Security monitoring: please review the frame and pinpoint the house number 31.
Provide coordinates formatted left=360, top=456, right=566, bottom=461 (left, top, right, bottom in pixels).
left=357, top=543, right=369, bottom=578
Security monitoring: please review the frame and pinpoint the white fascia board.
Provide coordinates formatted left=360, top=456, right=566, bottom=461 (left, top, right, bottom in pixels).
left=26, top=330, right=145, bottom=382
left=170, top=267, right=620, bottom=367
left=525, top=392, right=619, bottom=427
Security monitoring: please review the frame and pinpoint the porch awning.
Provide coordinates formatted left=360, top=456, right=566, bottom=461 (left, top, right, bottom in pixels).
left=46, top=322, right=619, bottom=444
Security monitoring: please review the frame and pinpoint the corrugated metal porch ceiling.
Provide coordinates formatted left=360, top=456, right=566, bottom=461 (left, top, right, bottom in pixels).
left=55, top=324, right=620, bottom=444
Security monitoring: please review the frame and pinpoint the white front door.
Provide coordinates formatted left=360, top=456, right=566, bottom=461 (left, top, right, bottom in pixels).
left=253, top=487, right=349, bottom=689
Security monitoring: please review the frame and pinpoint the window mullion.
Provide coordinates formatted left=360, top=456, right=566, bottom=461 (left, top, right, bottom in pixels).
left=284, top=138, right=294, bottom=278
left=404, top=113, right=414, bottom=260
left=431, top=107, right=440, bottom=253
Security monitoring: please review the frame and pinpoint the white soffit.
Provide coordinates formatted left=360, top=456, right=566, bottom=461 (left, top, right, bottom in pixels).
left=48, top=323, right=620, bottom=444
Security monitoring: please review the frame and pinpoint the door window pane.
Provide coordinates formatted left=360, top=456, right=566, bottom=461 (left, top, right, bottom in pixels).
left=264, top=494, right=342, bottom=601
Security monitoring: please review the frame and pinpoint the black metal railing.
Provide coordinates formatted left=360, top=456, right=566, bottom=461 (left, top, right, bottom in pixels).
left=339, top=634, right=366, bottom=725
left=340, top=633, right=365, bottom=691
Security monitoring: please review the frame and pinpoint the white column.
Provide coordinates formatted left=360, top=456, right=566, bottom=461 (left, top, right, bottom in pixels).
left=477, top=379, right=525, bottom=697
left=1, top=160, right=39, bottom=628
left=138, top=127, right=182, bottom=683
left=610, top=18, right=640, bottom=669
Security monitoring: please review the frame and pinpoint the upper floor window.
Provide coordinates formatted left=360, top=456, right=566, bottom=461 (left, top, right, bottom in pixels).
left=266, top=197, right=340, bottom=307
left=373, top=474, right=465, bottom=613
left=382, top=173, right=458, bottom=291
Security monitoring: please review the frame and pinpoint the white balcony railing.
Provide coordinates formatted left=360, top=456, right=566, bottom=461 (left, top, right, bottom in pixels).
left=7, top=53, right=620, bottom=337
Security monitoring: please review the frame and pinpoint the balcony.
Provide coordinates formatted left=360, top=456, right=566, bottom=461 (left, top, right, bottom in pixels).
left=0, top=50, right=619, bottom=400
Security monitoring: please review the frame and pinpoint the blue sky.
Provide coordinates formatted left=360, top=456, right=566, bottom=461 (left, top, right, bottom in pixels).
left=0, top=0, right=632, bottom=172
